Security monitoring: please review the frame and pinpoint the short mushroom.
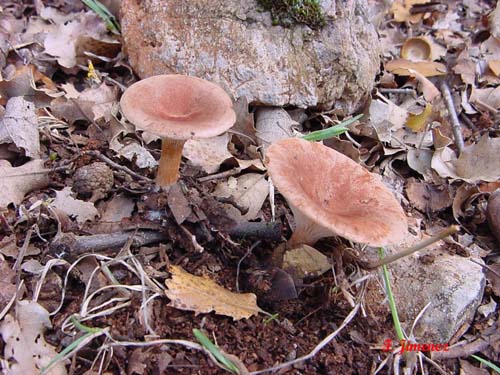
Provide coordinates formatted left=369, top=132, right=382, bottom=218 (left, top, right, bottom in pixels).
left=120, top=74, right=236, bottom=188
left=265, top=138, right=408, bottom=248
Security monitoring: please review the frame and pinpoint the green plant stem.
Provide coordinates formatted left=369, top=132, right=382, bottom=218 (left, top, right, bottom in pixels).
left=470, top=354, right=500, bottom=373
left=302, top=114, right=363, bottom=141
left=193, top=329, right=240, bottom=374
left=379, top=248, right=405, bottom=341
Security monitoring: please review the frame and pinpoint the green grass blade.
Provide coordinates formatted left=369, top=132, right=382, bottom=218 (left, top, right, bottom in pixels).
left=470, top=354, right=500, bottom=373
left=193, top=329, right=240, bottom=374
left=379, top=247, right=405, bottom=341
left=301, top=113, right=363, bottom=141
left=81, top=0, right=121, bottom=34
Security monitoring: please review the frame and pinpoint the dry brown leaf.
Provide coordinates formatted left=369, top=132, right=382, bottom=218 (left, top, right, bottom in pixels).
left=99, top=194, right=135, bottom=222
left=0, top=159, right=49, bottom=208
left=51, top=83, right=118, bottom=124
left=165, top=265, right=263, bottom=320
left=50, top=187, right=99, bottom=223
left=391, top=0, right=430, bottom=23
left=282, top=244, right=331, bottom=279
left=386, top=59, right=447, bottom=77
left=488, top=59, right=500, bottom=76
left=43, top=11, right=120, bottom=68
left=255, top=107, right=299, bottom=153
left=231, top=96, right=256, bottom=147
left=407, top=69, right=441, bottom=102
left=109, top=138, right=157, bottom=169
left=487, top=263, right=500, bottom=297
left=0, top=256, right=17, bottom=313
left=167, top=183, right=192, bottom=225
left=405, top=180, right=454, bottom=213
left=0, top=96, right=40, bottom=158
left=469, top=86, right=500, bottom=111
left=407, top=148, right=433, bottom=178
left=431, top=135, right=500, bottom=182
left=183, top=134, right=233, bottom=174
left=368, top=99, right=408, bottom=142
left=214, top=173, right=269, bottom=222
left=490, top=1, right=500, bottom=40
left=0, top=65, right=60, bottom=107
left=0, top=300, right=67, bottom=375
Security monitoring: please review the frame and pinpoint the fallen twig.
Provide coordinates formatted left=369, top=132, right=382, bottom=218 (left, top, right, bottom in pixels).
left=198, top=167, right=242, bottom=182
left=440, top=82, right=464, bottom=155
left=85, top=150, right=153, bottom=182
left=49, top=231, right=168, bottom=257
left=359, top=225, right=460, bottom=270
left=228, top=221, right=281, bottom=241
left=430, top=334, right=500, bottom=360
left=249, top=303, right=360, bottom=375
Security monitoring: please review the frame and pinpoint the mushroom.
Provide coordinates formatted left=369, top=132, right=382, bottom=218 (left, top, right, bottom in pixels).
left=401, top=37, right=432, bottom=61
left=265, top=138, right=407, bottom=248
left=120, top=74, right=236, bottom=188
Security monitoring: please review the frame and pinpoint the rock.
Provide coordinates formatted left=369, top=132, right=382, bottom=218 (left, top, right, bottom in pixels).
left=73, top=162, right=114, bottom=202
left=389, top=252, right=485, bottom=343
left=120, top=0, right=380, bottom=112
left=487, top=189, right=500, bottom=244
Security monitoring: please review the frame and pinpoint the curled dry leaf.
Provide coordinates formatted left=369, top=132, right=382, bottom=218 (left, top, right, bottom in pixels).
left=0, top=300, right=67, bottom=375
left=51, top=83, right=119, bottom=124
left=386, top=59, right=447, bottom=77
left=50, top=187, right=99, bottom=223
left=0, top=159, right=49, bottom=208
left=43, top=10, right=120, bottom=68
left=368, top=98, right=408, bottom=142
left=255, top=107, right=300, bottom=153
left=109, top=138, right=157, bottom=169
left=282, top=244, right=331, bottom=279
left=487, top=190, right=500, bottom=244
left=165, top=265, right=263, bottom=320
left=407, top=69, right=441, bottom=102
left=214, top=173, right=269, bottom=222
left=0, top=65, right=60, bottom=107
left=0, top=256, right=17, bottom=313
left=405, top=179, right=454, bottom=213
left=406, top=103, right=433, bottom=132
left=0, top=96, right=40, bottom=158
left=183, top=133, right=233, bottom=174
left=432, top=135, right=500, bottom=182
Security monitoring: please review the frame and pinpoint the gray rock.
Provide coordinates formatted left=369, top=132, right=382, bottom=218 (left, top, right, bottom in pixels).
left=120, top=0, right=380, bottom=112
left=390, top=252, right=485, bottom=344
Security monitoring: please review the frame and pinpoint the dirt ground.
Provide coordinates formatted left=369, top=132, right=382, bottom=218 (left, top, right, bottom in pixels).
left=0, top=0, right=499, bottom=374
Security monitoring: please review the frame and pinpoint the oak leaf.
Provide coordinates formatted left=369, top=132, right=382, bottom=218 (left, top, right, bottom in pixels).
left=165, top=265, right=263, bottom=320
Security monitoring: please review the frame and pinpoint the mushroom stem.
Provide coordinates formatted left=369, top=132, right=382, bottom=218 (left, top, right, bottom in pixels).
left=156, top=138, right=186, bottom=187
left=287, top=207, right=331, bottom=247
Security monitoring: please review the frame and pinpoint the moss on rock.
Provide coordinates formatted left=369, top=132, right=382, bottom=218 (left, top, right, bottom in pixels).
left=257, top=0, right=326, bottom=29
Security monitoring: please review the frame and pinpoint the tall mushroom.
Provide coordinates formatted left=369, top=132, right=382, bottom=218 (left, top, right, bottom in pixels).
left=120, top=74, right=236, bottom=188
left=265, top=138, right=407, bottom=248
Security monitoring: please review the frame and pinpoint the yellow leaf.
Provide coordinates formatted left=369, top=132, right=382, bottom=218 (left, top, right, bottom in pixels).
left=406, top=103, right=432, bottom=132
left=165, top=265, right=264, bottom=320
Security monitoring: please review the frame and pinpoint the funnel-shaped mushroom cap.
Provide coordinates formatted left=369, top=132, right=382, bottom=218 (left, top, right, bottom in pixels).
left=266, top=138, right=408, bottom=247
left=120, top=75, right=236, bottom=140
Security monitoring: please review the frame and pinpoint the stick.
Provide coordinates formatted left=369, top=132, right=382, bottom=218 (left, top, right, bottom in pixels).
left=359, top=225, right=460, bottom=270
left=440, top=82, right=464, bottom=155
left=198, top=167, right=241, bottom=182
left=49, top=231, right=168, bottom=257
left=228, top=221, right=281, bottom=241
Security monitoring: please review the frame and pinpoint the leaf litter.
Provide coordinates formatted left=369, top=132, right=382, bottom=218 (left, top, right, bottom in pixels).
left=0, top=0, right=499, bottom=374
